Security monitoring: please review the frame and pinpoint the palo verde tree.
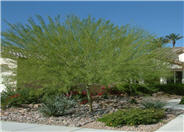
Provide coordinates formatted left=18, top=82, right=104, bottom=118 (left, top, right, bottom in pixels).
left=2, top=15, right=173, bottom=111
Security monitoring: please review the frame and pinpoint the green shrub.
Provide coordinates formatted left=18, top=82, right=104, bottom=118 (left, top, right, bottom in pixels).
left=107, top=85, right=123, bottom=95
left=118, top=83, right=157, bottom=96
left=1, top=86, right=18, bottom=109
left=141, top=99, right=165, bottom=109
left=179, top=97, right=184, bottom=104
left=39, top=95, right=76, bottom=117
left=154, top=84, right=184, bottom=96
left=1, top=86, right=44, bottom=109
left=98, top=108, right=165, bottom=127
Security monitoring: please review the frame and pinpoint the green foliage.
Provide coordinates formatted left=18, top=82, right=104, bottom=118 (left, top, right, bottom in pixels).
left=39, top=95, right=76, bottom=117
left=152, top=37, right=169, bottom=48
left=107, top=85, right=123, bottom=95
left=141, top=99, right=165, bottom=109
left=16, top=58, right=67, bottom=95
left=1, top=85, right=44, bottom=109
left=2, top=15, right=172, bottom=87
left=98, top=108, right=165, bottom=127
left=117, top=83, right=157, bottom=96
left=179, top=97, right=184, bottom=104
left=154, top=84, right=184, bottom=96
left=1, top=86, right=17, bottom=109
left=165, top=33, right=183, bottom=47
left=2, top=15, right=173, bottom=110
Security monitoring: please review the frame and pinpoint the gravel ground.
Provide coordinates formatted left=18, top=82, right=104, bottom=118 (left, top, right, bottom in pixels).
left=1, top=96, right=130, bottom=127
left=145, top=92, right=182, bottom=102
left=1, top=93, right=183, bottom=132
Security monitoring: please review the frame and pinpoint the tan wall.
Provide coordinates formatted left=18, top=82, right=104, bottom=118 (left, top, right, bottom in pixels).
left=0, top=58, right=17, bottom=92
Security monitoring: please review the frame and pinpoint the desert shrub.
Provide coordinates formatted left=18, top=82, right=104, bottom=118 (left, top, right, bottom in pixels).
left=154, top=84, right=184, bottom=96
left=137, top=84, right=159, bottom=94
left=1, top=86, right=44, bottom=109
left=141, top=99, right=165, bottom=109
left=98, top=108, right=165, bottom=127
left=82, top=85, right=109, bottom=97
left=19, top=88, right=44, bottom=104
left=68, top=85, right=110, bottom=101
left=1, top=86, right=18, bottom=109
left=107, top=85, right=123, bottom=95
left=118, top=83, right=157, bottom=96
left=180, top=97, right=184, bottom=104
left=40, top=95, right=76, bottom=117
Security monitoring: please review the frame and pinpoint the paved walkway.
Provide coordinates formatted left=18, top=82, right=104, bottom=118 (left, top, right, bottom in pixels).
left=156, top=114, right=184, bottom=132
left=0, top=121, right=125, bottom=132
left=164, top=99, right=184, bottom=111
left=156, top=99, right=184, bottom=132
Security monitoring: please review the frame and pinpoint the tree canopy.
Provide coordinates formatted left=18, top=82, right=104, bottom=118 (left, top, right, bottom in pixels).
left=2, top=15, right=173, bottom=111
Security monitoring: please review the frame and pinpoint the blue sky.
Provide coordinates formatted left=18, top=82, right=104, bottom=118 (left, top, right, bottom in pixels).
left=1, top=1, right=184, bottom=47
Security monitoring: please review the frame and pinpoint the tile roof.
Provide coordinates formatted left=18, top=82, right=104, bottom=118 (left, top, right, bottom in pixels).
left=171, top=47, right=184, bottom=54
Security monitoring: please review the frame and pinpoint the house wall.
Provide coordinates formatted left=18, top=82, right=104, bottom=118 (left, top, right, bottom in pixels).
left=178, top=52, right=184, bottom=84
left=179, top=53, right=184, bottom=62
left=0, top=57, right=17, bottom=92
left=160, top=51, right=184, bottom=84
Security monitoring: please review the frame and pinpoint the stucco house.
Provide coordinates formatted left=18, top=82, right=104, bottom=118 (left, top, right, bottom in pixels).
left=160, top=47, right=184, bottom=84
left=170, top=47, right=184, bottom=84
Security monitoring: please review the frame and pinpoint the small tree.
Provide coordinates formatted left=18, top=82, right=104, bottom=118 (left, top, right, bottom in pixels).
left=2, top=15, right=172, bottom=111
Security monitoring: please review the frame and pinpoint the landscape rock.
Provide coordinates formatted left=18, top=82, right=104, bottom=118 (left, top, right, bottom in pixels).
left=3, top=112, right=9, bottom=116
left=33, top=104, right=41, bottom=109
left=1, top=95, right=183, bottom=130
left=28, top=104, right=34, bottom=108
